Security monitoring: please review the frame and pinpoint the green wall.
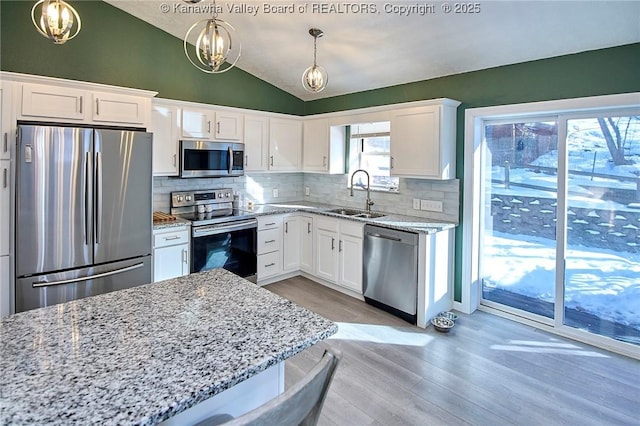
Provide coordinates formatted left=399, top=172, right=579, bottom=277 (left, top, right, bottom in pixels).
left=0, top=0, right=304, bottom=114
left=2, top=0, right=639, bottom=303
left=305, top=43, right=640, bottom=302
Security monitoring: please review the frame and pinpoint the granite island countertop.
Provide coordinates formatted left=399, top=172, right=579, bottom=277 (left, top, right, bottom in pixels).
left=241, top=201, right=457, bottom=234
left=0, top=269, right=337, bottom=425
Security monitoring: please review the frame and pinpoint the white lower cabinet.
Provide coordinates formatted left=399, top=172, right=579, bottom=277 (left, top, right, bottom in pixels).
left=153, top=225, right=190, bottom=282
left=338, top=229, right=363, bottom=293
left=315, top=219, right=339, bottom=283
left=282, top=215, right=301, bottom=272
left=0, top=255, right=9, bottom=317
left=300, top=216, right=314, bottom=274
left=315, top=217, right=363, bottom=293
left=257, top=216, right=283, bottom=280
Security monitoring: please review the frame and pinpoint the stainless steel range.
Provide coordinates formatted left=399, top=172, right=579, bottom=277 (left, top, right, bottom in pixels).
left=171, top=189, right=257, bottom=281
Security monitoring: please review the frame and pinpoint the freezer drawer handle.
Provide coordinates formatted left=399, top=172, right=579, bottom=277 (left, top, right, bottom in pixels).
left=32, top=263, right=145, bottom=288
left=366, top=232, right=402, bottom=242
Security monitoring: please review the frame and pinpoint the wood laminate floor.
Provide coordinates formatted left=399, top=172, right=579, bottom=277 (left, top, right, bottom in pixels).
left=265, top=276, right=640, bottom=426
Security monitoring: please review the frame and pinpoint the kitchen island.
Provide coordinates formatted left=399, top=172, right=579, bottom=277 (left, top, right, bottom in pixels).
left=0, top=269, right=337, bottom=425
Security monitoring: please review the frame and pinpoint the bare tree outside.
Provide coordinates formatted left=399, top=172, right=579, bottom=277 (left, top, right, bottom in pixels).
left=598, top=116, right=639, bottom=166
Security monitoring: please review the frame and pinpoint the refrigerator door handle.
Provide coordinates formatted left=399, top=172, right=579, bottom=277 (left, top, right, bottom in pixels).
left=31, top=263, right=145, bottom=288
left=84, top=152, right=91, bottom=245
left=95, top=151, right=103, bottom=244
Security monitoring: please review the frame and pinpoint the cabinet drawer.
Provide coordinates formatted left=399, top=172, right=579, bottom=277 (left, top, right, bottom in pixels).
left=257, top=228, right=281, bottom=254
left=258, top=216, right=283, bottom=231
left=257, top=251, right=282, bottom=279
left=153, top=228, right=190, bottom=248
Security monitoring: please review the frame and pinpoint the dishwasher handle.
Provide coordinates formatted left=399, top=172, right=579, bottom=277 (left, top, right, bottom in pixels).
left=366, top=232, right=402, bottom=242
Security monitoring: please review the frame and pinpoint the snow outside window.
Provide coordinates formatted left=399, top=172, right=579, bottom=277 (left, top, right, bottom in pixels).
left=347, top=122, right=399, bottom=192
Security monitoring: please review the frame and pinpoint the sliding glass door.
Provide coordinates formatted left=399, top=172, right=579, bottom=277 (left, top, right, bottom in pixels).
left=479, top=112, right=640, bottom=347
left=563, top=115, right=640, bottom=345
left=480, top=119, right=559, bottom=321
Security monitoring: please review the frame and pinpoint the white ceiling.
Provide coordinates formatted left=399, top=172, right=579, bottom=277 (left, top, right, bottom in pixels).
left=105, top=0, right=640, bottom=101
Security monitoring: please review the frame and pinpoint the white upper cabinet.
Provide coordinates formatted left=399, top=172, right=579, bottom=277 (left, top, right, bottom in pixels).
left=21, top=83, right=87, bottom=121
left=303, top=118, right=329, bottom=171
left=92, top=92, right=148, bottom=125
left=15, top=75, right=156, bottom=128
left=181, top=107, right=215, bottom=139
left=215, top=110, right=243, bottom=140
left=302, top=118, right=346, bottom=174
left=244, top=115, right=269, bottom=171
left=151, top=102, right=180, bottom=176
left=269, top=117, right=302, bottom=171
left=390, top=100, right=459, bottom=179
left=181, top=108, right=243, bottom=141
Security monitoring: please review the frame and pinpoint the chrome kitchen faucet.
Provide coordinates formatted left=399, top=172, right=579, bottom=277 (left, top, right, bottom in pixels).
left=350, top=169, right=374, bottom=212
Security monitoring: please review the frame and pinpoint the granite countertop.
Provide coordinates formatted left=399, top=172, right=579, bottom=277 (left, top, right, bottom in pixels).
left=242, top=201, right=457, bottom=234
left=0, top=269, right=337, bottom=425
left=152, top=216, right=191, bottom=231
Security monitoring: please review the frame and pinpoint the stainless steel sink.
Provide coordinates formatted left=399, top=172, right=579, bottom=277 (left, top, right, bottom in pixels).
left=326, top=208, right=363, bottom=216
left=353, top=212, right=386, bottom=219
left=326, top=209, right=385, bottom=219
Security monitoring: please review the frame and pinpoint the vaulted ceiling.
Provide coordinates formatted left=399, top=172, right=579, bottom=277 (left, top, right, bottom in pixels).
left=105, top=1, right=640, bottom=101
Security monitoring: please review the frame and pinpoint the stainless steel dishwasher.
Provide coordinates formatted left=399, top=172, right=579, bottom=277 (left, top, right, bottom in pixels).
left=363, top=224, right=419, bottom=324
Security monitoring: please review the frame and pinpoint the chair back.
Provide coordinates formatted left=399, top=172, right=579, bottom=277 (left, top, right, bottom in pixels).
left=201, top=348, right=341, bottom=426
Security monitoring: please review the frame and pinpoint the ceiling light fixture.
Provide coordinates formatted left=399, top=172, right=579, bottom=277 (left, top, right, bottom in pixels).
left=31, top=0, right=81, bottom=45
left=183, top=0, right=241, bottom=74
left=302, top=28, right=328, bottom=93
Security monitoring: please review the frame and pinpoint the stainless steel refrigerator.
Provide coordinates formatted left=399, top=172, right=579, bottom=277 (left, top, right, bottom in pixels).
left=15, top=124, right=153, bottom=312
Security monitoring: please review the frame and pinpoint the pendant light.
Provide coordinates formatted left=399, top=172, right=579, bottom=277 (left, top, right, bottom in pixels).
left=183, top=0, right=241, bottom=74
left=302, top=28, right=328, bottom=93
left=31, top=0, right=81, bottom=45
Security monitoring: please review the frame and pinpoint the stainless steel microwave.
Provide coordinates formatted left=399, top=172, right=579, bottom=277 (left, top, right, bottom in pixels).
left=180, top=140, right=244, bottom=178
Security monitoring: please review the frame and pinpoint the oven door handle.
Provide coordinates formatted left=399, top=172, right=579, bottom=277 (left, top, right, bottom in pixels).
left=193, top=219, right=258, bottom=237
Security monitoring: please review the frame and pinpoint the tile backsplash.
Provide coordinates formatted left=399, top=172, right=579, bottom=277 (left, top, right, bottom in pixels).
left=154, top=172, right=459, bottom=223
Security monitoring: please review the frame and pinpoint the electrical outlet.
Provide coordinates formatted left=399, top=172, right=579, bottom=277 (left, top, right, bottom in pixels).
left=305, top=187, right=310, bottom=196
left=412, top=198, right=420, bottom=210
left=420, top=199, right=443, bottom=212
left=273, top=189, right=279, bottom=198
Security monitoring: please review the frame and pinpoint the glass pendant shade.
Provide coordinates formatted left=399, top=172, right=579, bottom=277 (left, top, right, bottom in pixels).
left=184, top=17, right=241, bottom=73
left=302, top=65, right=328, bottom=93
left=302, top=28, right=328, bottom=93
left=31, top=0, right=81, bottom=44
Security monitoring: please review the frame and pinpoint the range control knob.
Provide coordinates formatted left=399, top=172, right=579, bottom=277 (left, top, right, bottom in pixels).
left=176, top=195, right=183, bottom=202
left=217, top=192, right=224, bottom=198
left=225, top=192, right=231, bottom=198
left=185, top=195, right=192, bottom=201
